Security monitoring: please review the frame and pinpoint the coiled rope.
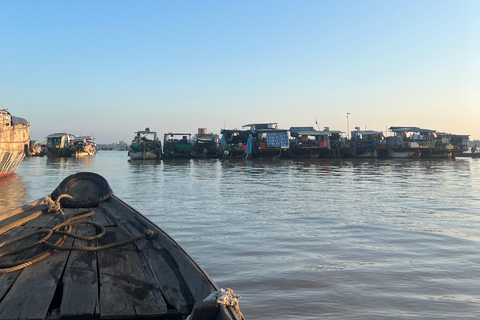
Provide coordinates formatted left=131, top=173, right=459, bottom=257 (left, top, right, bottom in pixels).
left=0, top=194, right=155, bottom=274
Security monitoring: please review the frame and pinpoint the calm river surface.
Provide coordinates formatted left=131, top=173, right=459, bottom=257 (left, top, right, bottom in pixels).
left=1, top=151, right=480, bottom=319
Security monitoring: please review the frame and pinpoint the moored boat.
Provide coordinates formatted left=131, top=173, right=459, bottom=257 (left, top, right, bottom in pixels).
left=431, top=132, right=469, bottom=158
left=192, top=128, right=219, bottom=158
left=163, top=133, right=192, bottom=159
left=0, top=110, right=30, bottom=178
left=46, top=133, right=76, bottom=157
left=128, top=128, right=162, bottom=160
left=72, top=136, right=98, bottom=157
left=289, top=126, right=348, bottom=158
left=242, top=123, right=290, bottom=159
left=0, top=172, right=244, bottom=320
left=386, top=127, right=436, bottom=158
left=346, top=128, right=387, bottom=158
left=219, top=128, right=252, bottom=159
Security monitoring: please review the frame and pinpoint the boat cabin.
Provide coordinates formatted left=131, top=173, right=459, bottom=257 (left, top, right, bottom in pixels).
left=46, top=133, right=75, bottom=157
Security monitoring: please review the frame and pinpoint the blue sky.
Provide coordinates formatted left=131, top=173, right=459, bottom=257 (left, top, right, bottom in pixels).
left=1, top=0, right=479, bottom=143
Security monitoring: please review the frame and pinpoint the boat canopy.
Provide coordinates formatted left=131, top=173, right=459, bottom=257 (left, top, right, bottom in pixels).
left=11, top=116, right=29, bottom=126
left=47, top=133, right=73, bottom=138
left=389, top=127, right=436, bottom=133
left=290, top=127, right=329, bottom=137
left=435, top=132, right=470, bottom=139
left=243, top=123, right=278, bottom=131
left=73, top=136, right=95, bottom=141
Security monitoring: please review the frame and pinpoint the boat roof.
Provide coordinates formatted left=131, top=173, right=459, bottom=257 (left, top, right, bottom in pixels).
left=135, top=131, right=157, bottom=135
left=164, top=133, right=191, bottom=136
left=353, top=130, right=383, bottom=135
left=436, top=132, right=470, bottom=138
left=73, top=136, right=95, bottom=141
left=11, top=116, right=29, bottom=126
left=221, top=129, right=251, bottom=134
left=290, top=127, right=328, bottom=136
left=243, top=122, right=278, bottom=128
left=47, top=133, right=73, bottom=138
left=389, top=126, right=436, bottom=133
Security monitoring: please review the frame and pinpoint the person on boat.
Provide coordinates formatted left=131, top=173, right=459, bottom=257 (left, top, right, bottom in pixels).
left=472, top=144, right=478, bottom=153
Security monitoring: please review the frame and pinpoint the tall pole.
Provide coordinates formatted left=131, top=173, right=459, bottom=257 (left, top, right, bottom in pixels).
left=346, top=113, right=350, bottom=139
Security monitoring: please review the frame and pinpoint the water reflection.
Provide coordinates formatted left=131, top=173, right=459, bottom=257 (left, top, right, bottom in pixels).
left=0, top=173, right=27, bottom=211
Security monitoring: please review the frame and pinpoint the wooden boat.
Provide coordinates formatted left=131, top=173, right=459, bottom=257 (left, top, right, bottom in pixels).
left=0, top=172, right=244, bottom=320
left=345, top=128, right=387, bottom=158
left=242, top=123, right=290, bottom=159
left=46, top=133, right=76, bottom=158
left=72, top=136, right=98, bottom=157
left=219, top=129, right=251, bottom=159
left=432, top=132, right=469, bottom=158
left=163, top=133, right=192, bottom=159
left=290, top=126, right=346, bottom=158
left=128, top=128, right=162, bottom=160
left=387, top=127, right=436, bottom=158
left=0, top=110, right=30, bottom=178
left=192, top=128, right=219, bottom=158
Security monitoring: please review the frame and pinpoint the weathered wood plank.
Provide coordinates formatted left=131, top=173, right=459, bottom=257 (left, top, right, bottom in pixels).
left=0, top=204, right=53, bottom=234
left=0, top=199, right=45, bottom=221
left=97, top=227, right=166, bottom=319
left=0, top=211, right=65, bottom=304
left=59, top=225, right=98, bottom=319
left=100, top=198, right=205, bottom=313
left=103, top=196, right=217, bottom=299
left=0, top=235, right=74, bottom=319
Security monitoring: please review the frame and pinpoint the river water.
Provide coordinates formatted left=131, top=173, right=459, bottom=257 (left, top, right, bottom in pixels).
left=1, top=151, right=480, bottom=319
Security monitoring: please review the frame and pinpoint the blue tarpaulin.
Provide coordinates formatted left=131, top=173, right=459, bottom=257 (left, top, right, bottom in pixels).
left=266, top=132, right=289, bottom=148
left=245, top=134, right=253, bottom=154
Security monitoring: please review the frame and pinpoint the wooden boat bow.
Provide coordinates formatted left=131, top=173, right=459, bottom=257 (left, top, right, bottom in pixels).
left=0, top=172, right=243, bottom=320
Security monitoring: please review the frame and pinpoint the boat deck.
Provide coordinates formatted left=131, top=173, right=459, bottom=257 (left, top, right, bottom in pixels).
left=0, top=182, right=239, bottom=320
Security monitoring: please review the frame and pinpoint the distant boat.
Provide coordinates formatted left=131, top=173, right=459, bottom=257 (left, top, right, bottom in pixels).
left=221, top=123, right=290, bottom=159
left=128, top=128, right=162, bottom=160
left=219, top=128, right=252, bottom=159
left=192, top=128, right=219, bottom=158
left=163, top=133, right=192, bottom=159
left=290, top=126, right=348, bottom=158
left=345, top=128, right=388, bottom=158
left=46, top=133, right=76, bottom=157
left=387, top=127, right=436, bottom=158
left=0, top=109, right=30, bottom=178
left=0, top=172, right=244, bottom=320
left=73, top=136, right=98, bottom=157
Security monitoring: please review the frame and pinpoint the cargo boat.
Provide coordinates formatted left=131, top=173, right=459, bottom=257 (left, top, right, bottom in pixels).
left=0, top=110, right=30, bottom=178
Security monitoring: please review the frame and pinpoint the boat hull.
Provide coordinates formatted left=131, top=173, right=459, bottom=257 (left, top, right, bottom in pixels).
left=0, top=112, right=30, bottom=178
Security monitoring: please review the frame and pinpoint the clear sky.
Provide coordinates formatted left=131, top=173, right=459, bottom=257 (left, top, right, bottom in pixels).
left=1, top=0, right=479, bottom=143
